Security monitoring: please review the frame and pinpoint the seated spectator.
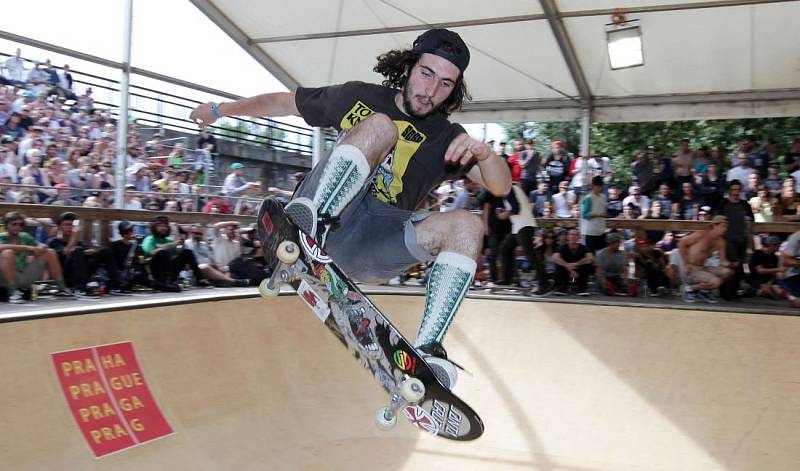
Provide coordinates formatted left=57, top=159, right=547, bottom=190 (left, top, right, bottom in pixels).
left=223, top=163, right=259, bottom=202
left=645, top=200, right=669, bottom=244
left=229, top=226, right=269, bottom=285
left=678, top=215, right=733, bottom=303
left=606, top=184, right=623, bottom=218
left=551, top=181, right=575, bottom=218
left=552, top=228, right=594, bottom=296
left=632, top=237, right=671, bottom=296
left=203, top=192, right=232, bottom=214
left=749, top=185, right=776, bottom=223
left=529, top=180, right=550, bottom=218
left=777, top=177, right=800, bottom=222
left=652, top=183, right=677, bottom=219
left=594, top=232, right=628, bottom=296
left=109, top=221, right=149, bottom=292
left=764, top=162, right=783, bottom=197
left=655, top=231, right=677, bottom=253
left=531, top=229, right=558, bottom=295
left=727, top=153, right=756, bottom=197
left=46, top=212, right=119, bottom=295
left=749, top=235, right=785, bottom=299
left=141, top=215, right=208, bottom=292
left=212, top=221, right=243, bottom=272
left=779, top=231, right=800, bottom=308
left=1, top=211, right=72, bottom=303
left=622, top=185, right=650, bottom=218
left=183, top=226, right=249, bottom=287
left=699, top=161, right=725, bottom=212
left=676, top=181, right=700, bottom=220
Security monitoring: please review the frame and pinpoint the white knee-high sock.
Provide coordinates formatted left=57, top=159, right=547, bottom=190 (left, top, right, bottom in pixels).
left=312, top=144, right=371, bottom=217
left=414, top=252, right=476, bottom=347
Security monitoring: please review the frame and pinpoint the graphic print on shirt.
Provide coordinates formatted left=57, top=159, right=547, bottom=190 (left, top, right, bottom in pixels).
left=339, top=101, right=426, bottom=205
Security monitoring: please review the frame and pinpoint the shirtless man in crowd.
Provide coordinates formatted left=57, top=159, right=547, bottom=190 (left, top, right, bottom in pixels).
left=678, top=215, right=732, bottom=302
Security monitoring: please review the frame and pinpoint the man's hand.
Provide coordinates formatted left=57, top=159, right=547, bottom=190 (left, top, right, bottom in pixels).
left=31, top=245, right=47, bottom=257
left=444, top=134, right=491, bottom=167
left=189, top=103, right=218, bottom=128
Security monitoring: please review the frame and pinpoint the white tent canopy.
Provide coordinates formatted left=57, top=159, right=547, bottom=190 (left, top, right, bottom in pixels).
left=190, top=0, right=800, bottom=123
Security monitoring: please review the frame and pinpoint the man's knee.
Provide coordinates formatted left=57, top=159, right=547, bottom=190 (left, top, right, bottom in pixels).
left=347, top=112, right=398, bottom=156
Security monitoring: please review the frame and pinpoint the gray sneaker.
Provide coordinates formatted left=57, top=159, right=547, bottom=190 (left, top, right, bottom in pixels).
left=682, top=287, right=696, bottom=303
left=698, top=290, right=720, bottom=304
left=8, top=289, right=25, bottom=304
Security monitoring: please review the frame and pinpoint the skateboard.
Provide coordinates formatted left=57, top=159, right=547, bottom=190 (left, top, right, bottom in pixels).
left=256, top=197, right=484, bottom=441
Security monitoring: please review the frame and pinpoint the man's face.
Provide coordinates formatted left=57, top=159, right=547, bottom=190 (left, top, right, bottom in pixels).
left=608, top=187, right=618, bottom=199
left=155, top=223, right=169, bottom=235
left=559, top=183, right=568, bottom=193
left=682, top=183, right=693, bottom=196
left=5, top=218, right=24, bottom=236
left=538, top=182, right=548, bottom=193
left=730, top=184, right=741, bottom=199
left=567, top=230, right=579, bottom=245
left=122, top=230, right=135, bottom=242
left=660, top=184, right=670, bottom=197
left=514, top=140, right=523, bottom=151
left=59, top=219, right=74, bottom=237
left=712, top=222, right=728, bottom=237
left=402, top=53, right=460, bottom=119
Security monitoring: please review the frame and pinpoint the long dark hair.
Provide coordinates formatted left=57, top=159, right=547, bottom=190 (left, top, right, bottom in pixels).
left=373, top=49, right=470, bottom=117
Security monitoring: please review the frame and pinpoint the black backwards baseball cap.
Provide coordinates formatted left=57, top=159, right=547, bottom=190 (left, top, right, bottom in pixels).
left=412, top=29, right=470, bottom=73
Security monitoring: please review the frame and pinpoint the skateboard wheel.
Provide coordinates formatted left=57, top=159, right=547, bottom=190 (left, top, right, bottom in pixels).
left=277, top=241, right=300, bottom=264
left=399, top=377, right=425, bottom=403
left=375, top=407, right=396, bottom=430
left=258, top=279, right=280, bottom=298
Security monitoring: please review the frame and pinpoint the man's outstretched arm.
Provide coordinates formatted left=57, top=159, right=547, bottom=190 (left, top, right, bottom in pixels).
left=190, top=92, right=299, bottom=127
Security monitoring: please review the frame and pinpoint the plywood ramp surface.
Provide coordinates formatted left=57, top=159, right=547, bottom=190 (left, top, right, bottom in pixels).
left=1, top=295, right=799, bottom=470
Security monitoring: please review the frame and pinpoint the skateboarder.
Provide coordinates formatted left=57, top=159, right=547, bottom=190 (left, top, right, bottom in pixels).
left=191, top=29, right=511, bottom=389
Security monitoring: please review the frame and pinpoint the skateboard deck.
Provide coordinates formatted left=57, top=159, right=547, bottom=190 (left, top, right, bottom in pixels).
left=257, top=197, right=483, bottom=441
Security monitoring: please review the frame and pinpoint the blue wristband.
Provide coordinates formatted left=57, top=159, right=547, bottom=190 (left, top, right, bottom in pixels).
left=210, top=102, right=221, bottom=119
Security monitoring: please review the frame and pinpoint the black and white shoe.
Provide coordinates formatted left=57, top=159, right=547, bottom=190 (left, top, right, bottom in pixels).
left=418, top=341, right=458, bottom=390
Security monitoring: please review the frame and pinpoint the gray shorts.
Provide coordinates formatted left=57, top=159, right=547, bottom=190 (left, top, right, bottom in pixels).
left=295, top=163, right=434, bottom=283
left=0, top=257, right=45, bottom=288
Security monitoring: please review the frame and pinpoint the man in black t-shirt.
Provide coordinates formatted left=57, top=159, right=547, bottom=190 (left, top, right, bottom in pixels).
left=748, top=236, right=784, bottom=297
left=552, top=228, right=594, bottom=295
left=190, top=29, right=512, bottom=390
left=716, top=180, right=755, bottom=300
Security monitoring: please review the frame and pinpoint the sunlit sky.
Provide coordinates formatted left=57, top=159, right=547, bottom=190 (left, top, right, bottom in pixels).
left=0, top=0, right=504, bottom=141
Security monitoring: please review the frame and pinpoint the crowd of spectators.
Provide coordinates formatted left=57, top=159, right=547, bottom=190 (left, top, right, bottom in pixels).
left=434, top=135, right=800, bottom=309
left=0, top=49, right=265, bottom=215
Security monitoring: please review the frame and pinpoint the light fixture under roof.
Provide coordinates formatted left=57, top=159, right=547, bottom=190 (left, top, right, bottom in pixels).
left=606, top=9, right=644, bottom=70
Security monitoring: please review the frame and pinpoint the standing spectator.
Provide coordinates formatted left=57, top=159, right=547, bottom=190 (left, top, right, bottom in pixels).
left=784, top=138, right=800, bottom=173
left=622, top=185, right=650, bottom=218
left=568, top=153, right=590, bottom=198
left=197, top=129, right=218, bottom=155
left=222, top=162, right=259, bottom=202
left=498, top=184, right=537, bottom=287
left=594, top=232, right=628, bottom=296
left=478, top=188, right=511, bottom=285
left=580, top=176, right=607, bottom=253
left=764, top=162, right=783, bottom=197
left=645, top=200, right=669, bottom=244
left=58, top=65, right=75, bottom=98
left=505, top=140, right=523, bottom=183
left=749, top=186, right=776, bottom=223
left=552, top=228, right=594, bottom=296
left=631, top=152, right=654, bottom=190
left=587, top=152, right=612, bottom=186
left=779, top=231, right=800, bottom=308
left=700, top=161, right=725, bottom=212
left=544, top=142, right=569, bottom=191
left=673, top=139, right=695, bottom=191
left=3, top=49, right=26, bottom=86
left=715, top=180, right=754, bottom=300
left=749, top=235, right=785, bottom=298
left=727, top=154, right=756, bottom=195
left=1, top=212, right=71, bottom=303
left=518, top=138, right=540, bottom=195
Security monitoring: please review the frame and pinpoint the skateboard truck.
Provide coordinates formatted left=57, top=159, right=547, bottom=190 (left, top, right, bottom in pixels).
left=375, top=375, right=425, bottom=430
left=259, top=241, right=301, bottom=297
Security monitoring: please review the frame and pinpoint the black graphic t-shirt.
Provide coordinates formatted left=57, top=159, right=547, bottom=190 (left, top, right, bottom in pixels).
left=295, top=81, right=468, bottom=211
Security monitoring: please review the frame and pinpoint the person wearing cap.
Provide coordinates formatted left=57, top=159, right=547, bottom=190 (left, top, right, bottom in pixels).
left=593, top=231, right=628, bottom=296
left=109, top=221, right=149, bottom=293
left=749, top=235, right=785, bottom=298
left=677, top=215, right=733, bottom=303
left=622, top=185, right=650, bottom=219
left=189, top=28, right=511, bottom=389
left=222, top=162, right=259, bottom=202
left=141, top=215, right=209, bottom=292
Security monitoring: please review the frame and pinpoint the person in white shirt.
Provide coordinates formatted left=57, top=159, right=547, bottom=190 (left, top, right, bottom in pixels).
left=727, top=153, right=756, bottom=196
left=3, top=49, right=26, bottom=85
left=0, top=148, right=18, bottom=183
left=552, top=181, right=576, bottom=218
left=622, top=185, right=651, bottom=218
left=212, top=221, right=243, bottom=272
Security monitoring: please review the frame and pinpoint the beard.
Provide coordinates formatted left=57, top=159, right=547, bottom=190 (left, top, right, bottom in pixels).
left=402, top=85, right=439, bottom=119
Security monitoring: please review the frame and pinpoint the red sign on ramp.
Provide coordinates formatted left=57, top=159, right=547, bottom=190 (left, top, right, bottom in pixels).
left=51, top=341, right=173, bottom=457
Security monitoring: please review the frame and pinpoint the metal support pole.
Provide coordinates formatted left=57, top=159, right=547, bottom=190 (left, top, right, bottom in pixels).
left=114, top=0, right=133, bottom=209
left=580, top=108, right=591, bottom=157
left=311, top=127, right=325, bottom=167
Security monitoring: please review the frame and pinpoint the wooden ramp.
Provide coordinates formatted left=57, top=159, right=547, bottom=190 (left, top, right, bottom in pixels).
left=1, top=294, right=799, bottom=470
